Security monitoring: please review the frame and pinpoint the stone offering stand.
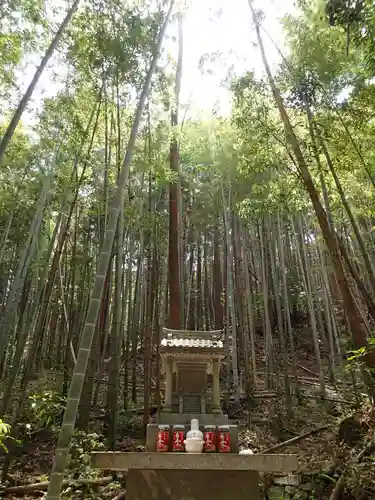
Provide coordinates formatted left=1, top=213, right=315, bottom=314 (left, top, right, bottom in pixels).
left=91, top=328, right=298, bottom=499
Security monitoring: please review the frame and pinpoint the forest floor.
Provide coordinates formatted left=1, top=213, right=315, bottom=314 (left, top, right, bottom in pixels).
left=1, top=389, right=374, bottom=500
left=238, top=397, right=375, bottom=499
left=0, top=332, right=374, bottom=499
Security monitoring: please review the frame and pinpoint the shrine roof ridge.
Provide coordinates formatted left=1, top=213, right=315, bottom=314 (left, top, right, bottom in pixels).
left=162, top=327, right=223, bottom=338
left=160, top=337, right=224, bottom=349
left=160, top=328, right=224, bottom=349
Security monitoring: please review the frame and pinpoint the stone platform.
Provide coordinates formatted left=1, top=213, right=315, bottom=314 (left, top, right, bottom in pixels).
left=91, top=453, right=299, bottom=500
left=126, top=470, right=260, bottom=500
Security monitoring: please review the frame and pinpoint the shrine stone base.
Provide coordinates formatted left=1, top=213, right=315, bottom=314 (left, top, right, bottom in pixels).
left=155, top=412, right=229, bottom=426
left=126, top=469, right=261, bottom=500
left=146, top=420, right=238, bottom=453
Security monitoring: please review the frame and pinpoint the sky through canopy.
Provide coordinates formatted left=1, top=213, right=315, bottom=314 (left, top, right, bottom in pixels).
left=16, top=0, right=297, bottom=127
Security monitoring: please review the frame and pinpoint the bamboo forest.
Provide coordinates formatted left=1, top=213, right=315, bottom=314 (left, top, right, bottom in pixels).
left=0, top=0, right=375, bottom=498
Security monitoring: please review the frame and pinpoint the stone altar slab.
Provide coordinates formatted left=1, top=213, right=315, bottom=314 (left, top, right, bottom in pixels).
left=91, top=452, right=298, bottom=473
left=126, top=469, right=261, bottom=500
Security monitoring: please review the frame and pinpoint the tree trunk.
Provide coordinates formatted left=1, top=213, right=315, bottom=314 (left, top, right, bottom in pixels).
left=168, top=12, right=183, bottom=330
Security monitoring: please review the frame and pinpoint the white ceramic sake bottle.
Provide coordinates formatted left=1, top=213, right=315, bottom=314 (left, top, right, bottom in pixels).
left=184, top=418, right=204, bottom=453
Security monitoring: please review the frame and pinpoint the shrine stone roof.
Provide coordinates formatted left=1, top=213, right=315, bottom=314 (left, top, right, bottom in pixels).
left=160, top=328, right=224, bottom=350
left=160, top=337, right=224, bottom=349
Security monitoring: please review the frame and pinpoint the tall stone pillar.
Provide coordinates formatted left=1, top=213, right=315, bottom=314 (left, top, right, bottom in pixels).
left=212, top=358, right=222, bottom=414
left=164, top=358, right=173, bottom=412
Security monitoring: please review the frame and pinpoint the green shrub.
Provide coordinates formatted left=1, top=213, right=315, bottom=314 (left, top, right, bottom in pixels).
left=26, top=390, right=66, bottom=431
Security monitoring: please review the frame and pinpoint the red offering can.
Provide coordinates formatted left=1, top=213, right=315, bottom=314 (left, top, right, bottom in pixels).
left=156, top=425, right=170, bottom=452
left=218, top=425, right=230, bottom=453
left=172, top=425, right=185, bottom=452
left=204, top=425, right=216, bottom=452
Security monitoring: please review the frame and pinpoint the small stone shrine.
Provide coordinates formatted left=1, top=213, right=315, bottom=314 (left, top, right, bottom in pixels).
left=161, top=328, right=223, bottom=414
left=91, top=326, right=299, bottom=499
left=145, top=327, right=239, bottom=451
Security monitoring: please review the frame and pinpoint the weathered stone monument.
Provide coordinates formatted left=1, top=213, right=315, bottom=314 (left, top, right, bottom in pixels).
left=91, top=327, right=298, bottom=499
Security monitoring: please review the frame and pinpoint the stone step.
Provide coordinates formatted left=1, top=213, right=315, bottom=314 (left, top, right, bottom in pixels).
left=183, top=395, right=202, bottom=413
left=183, top=406, right=202, bottom=413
